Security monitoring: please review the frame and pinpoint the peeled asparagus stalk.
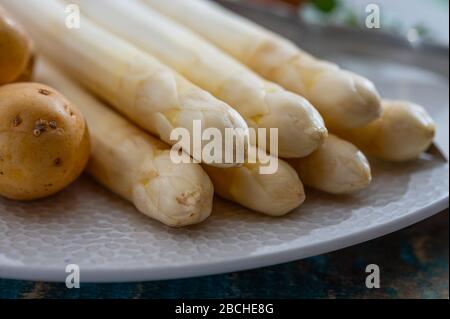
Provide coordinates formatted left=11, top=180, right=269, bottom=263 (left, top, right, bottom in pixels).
left=203, top=147, right=305, bottom=216
left=34, top=60, right=214, bottom=227
left=2, top=0, right=248, bottom=167
left=69, top=0, right=327, bottom=158
left=144, top=0, right=382, bottom=130
left=332, top=100, right=436, bottom=162
left=289, top=135, right=372, bottom=194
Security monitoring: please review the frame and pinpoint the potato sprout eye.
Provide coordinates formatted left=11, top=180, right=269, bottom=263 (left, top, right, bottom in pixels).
left=49, top=121, right=57, bottom=129
left=13, top=115, right=22, bottom=127
left=38, top=88, right=52, bottom=96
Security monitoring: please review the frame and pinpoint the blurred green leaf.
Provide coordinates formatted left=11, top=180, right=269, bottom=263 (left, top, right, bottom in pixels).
left=311, top=0, right=338, bottom=14
left=413, top=24, right=430, bottom=37
left=343, top=10, right=359, bottom=27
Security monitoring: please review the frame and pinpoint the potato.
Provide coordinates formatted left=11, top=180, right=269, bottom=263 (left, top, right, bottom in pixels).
left=0, top=83, right=90, bottom=200
left=0, top=6, right=35, bottom=85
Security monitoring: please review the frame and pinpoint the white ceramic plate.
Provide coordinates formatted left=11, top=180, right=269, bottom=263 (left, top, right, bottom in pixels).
left=0, top=4, right=449, bottom=283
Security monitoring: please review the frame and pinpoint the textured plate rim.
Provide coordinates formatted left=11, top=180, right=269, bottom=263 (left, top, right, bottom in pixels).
left=0, top=193, right=448, bottom=283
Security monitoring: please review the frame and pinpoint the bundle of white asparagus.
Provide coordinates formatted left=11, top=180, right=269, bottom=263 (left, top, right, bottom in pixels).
left=35, top=60, right=307, bottom=222
left=142, top=0, right=435, bottom=160
left=143, top=0, right=383, bottom=131
left=69, top=0, right=327, bottom=158
left=34, top=61, right=214, bottom=227
left=1, top=0, right=438, bottom=227
left=1, top=0, right=249, bottom=168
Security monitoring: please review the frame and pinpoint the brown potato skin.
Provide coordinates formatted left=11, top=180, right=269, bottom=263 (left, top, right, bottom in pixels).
left=12, top=52, right=35, bottom=82
left=0, top=7, right=34, bottom=85
left=0, top=83, right=90, bottom=200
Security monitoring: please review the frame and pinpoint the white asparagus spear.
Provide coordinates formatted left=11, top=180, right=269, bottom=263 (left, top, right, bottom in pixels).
left=288, top=135, right=372, bottom=194
left=333, top=100, right=436, bottom=162
left=2, top=0, right=248, bottom=167
left=203, top=147, right=305, bottom=216
left=34, top=60, right=214, bottom=227
left=69, top=0, right=327, bottom=158
left=144, top=0, right=382, bottom=130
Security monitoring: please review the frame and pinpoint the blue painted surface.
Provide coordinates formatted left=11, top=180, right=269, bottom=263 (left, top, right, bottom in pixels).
left=0, top=211, right=448, bottom=299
